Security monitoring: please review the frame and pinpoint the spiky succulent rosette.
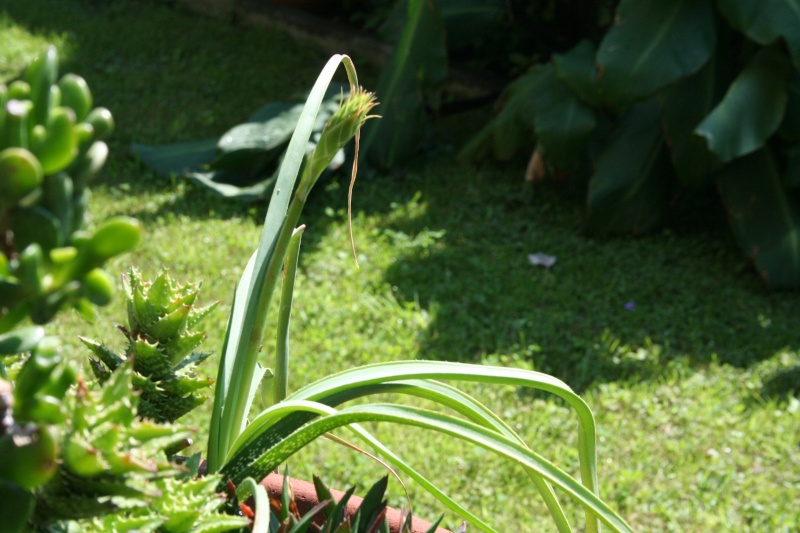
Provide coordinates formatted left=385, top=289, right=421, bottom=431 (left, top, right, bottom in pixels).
left=77, top=476, right=249, bottom=533
left=81, top=267, right=217, bottom=423
left=34, top=362, right=194, bottom=523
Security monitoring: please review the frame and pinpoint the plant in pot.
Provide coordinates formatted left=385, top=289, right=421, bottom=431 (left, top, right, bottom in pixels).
left=2, top=48, right=633, bottom=533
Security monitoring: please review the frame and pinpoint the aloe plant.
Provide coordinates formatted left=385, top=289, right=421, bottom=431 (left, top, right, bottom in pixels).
left=30, top=360, right=248, bottom=532
left=81, top=267, right=216, bottom=423
left=203, top=54, right=632, bottom=533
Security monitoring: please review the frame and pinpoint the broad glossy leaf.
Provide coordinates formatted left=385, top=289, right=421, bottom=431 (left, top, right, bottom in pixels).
left=597, top=0, right=716, bottom=105
left=379, top=0, right=504, bottom=51
left=786, top=144, right=800, bottom=189
left=529, top=64, right=596, bottom=168
left=458, top=71, right=537, bottom=162
left=131, top=139, right=217, bottom=176
left=718, top=0, right=800, bottom=65
left=439, top=0, right=506, bottom=50
left=186, top=169, right=277, bottom=202
left=133, top=92, right=343, bottom=200
left=213, top=97, right=340, bottom=172
left=586, top=101, right=674, bottom=235
left=660, top=52, right=732, bottom=188
left=717, top=148, right=800, bottom=288
left=778, top=69, right=800, bottom=142
left=553, top=40, right=601, bottom=107
left=361, top=0, right=447, bottom=169
left=696, top=46, right=790, bottom=163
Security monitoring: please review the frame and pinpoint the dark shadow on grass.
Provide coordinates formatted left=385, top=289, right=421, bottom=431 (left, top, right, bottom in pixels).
left=760, top=366, right=800, bottom=402
left=106, top=96, right=800, bottom=394
left=378, top=157, right=800, bottom=391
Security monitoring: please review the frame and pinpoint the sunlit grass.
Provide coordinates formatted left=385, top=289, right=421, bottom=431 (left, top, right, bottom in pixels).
left=2, top=0, right=799, bottom=531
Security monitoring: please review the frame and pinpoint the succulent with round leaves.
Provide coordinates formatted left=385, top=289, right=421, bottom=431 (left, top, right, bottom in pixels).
left=32, top=361, right=197, bottom=525
left=0, top=45, right=139, bottom=332
left=0, top=336, right=75, bottom=494
left=81, top=267, right=217, bottom=423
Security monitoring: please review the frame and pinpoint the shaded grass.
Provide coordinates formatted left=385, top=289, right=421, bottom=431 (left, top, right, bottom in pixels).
left=2, top=1, right=799, bottom=531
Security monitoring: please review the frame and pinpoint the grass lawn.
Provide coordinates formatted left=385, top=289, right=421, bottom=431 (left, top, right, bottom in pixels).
left=2, top=1, right=799, bottom=531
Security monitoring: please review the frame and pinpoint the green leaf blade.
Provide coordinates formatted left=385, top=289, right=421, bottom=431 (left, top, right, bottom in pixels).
left=597, top=0, right=716, bottom=105
left=361, top=0, right=447, bottom=168
left=718, top=0, right=800, bottom=65
left=696, top=46, right=790, bottom=163
left=225, top=402, right=630, bottom=533
left=529, top=64, right=596, bottom=168
left=717, top=148, right=800, bottom=288
left=586, top=101, right=674, bottom=236
left=208, top=54, right=360, bottom=473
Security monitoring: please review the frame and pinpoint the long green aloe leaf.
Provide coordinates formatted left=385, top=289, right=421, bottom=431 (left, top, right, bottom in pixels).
left=228, top=362, right=598, bottom=532
left=222, top=399, right=515, bottom=532
left=322, top=381, right=570, bottom=532
left=289, top=361, right=599, bottom=498
left=223, top=401, right=631, bottom=533
left=207, top=54, right=359, bottom=472
left=233, top=378, right=570, bottom=531
left=273, top=225, right=305, bottom=407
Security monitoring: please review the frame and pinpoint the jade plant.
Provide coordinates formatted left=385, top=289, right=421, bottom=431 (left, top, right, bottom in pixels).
left=0, top=45, right=141, bottom=330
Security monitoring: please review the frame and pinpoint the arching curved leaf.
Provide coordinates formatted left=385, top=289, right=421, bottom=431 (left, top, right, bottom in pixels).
left=361, top=0, right=447, bottom=169
left=553, top=40, right=601, bottom=107
left=717, top=148, right=800, bottom=289
left=696, top=46, right=790, bottom=163
left=660, top=52, right=732, bottom=188
left=718, top=0, right=800, bottom=66
left=529, top=64, right=596, bottom=168
left=223, top=401, right=632, bottom=533
left=586, top=100, right=674, bottom=235
left=597, top=0, right=716, bottom=105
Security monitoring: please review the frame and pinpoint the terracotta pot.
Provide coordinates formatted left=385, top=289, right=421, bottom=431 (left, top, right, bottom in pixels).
left=260, top=472, right=453, bottom=533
